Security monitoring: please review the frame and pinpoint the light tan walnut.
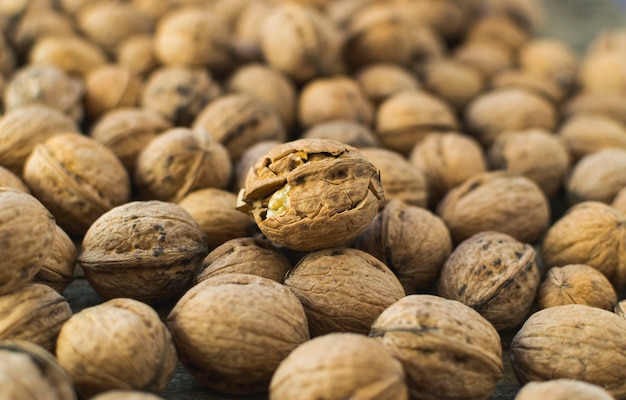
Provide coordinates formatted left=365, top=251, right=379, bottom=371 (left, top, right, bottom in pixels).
left=518, top=38, right=579, bottom=92
left=29, top=35, right=107, bottom=77
left=421, top=58, right=485, bottom=112
left=515, top=380, right=614, bottom=400
left=32, top=225, right=76, bottom=293
left=355, top=63, right=421, bottom=106
left=567, top=148, right=626, bottom=205
left=558, top=114, right=626, bottom=162
left=0, top=165, right=29, bottom=192
left=83, top=65, right=143, bottom=120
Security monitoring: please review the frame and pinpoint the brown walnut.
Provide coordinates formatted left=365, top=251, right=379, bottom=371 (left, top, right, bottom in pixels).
left=355, top=63, right=421, bottom=106
left=567, top=148, right=626, bottom=205
left=558, top=114, right=626, bottom=162
left=32, top=225, right=76, bottom=293
left=515, top=380, right=614, bottom=400
left=84, top=65, right=143, bottom=120
left=29, top=35, right=107, bottom=77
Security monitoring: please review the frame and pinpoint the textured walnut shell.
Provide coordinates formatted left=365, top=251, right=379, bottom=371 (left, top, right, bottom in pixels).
left=89, top=107, right=172, bottom=174
left=232, top=1, right=275, bottom=63
left=0, top=104, right=78, bottom=176
left=615, top=299, right=626, bottom=318
left=578, top=51, right=626, bottom=95
left=490, top=69, right=566, bottom=104
left=23, top=132, right=131, bottom=236
left=421, top=58, right=485, bottom=113
left=90, top=391, right=164, bottom=400
left=178, top=188, right=252, bottom=250
left=56, top=298, right=177, bottom=398
left=116, top=34, right=158, bottom=76
left=538, top=264, right=617, bottom=311
left=558, top=114, right=626, bottom=162
left=392, top=0, right=477, bottom=42
left=196, top=237, right=291, bottom=284
left=270, top=333, right=408, bottom=400
left=515, top=380, right=614, bottom=400
left=84, top=65, right=143, bottom=119
left=233, top=140, right=283, bottom=192
left=301, top=120, right=381, bottom=148
left=454, top=41, right=514, bottom=80
left=0, top=165, right=29, bottom=192
left=518, top=38, right=579, bottom=91
left=354, top=199, right=452, bottom=294
left=167, top=273, right=310, bottom=394
left=511, top=304, right=626, bottom=398
left=409, top=132, right=487, bottom=206
left=541, top=201, right=626, bottom=290
left=376, top=91, right=459, bottom=155
left=32, top=225, right=76, bottom=293
left=359, top=147, right=428, bottom=208
left=29, top=35, right=107, bottom=76
left=437, top=171, right=550, bottom=243
left=466, top=15, right=529, bottom=51
left=355, top=63, right=421, bottom=106
left=488, top=129, right=571, bottom=197
left=284, top=247, right=405, bottom=336
left=239, top=138, right=384, bottom=251
left=465, top=88, right=557, bottom=146
left=567, top=149, right=626, bottom=205
left=141, top=66, right=221, bottom=126
left=562, top=92, right=626, bottom=126
left=0, top=188, right=56, bottom=296
left=192, top=94, right=287, bottom=162
left=370, top=294, right=504, bottom=400
left=0, top=283, right=71, bottom=352
left=0, top=340, right=76, bottom=400
left=437, top=231, right=540, bottom=330
left=11, top=7, right=75, bottom=56
left=482, top=0, right=544, bottom=33
left=135, top=128, right=232, bottom=203
left=78, top=200, right=208, bottom=304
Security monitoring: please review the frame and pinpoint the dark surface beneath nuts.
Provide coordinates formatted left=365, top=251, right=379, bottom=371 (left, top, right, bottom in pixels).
left=60, top=1, right=626, bottom=399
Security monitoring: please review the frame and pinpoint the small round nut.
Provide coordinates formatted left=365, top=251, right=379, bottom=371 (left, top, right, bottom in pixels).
left=578, top=50, right=626, bottom=95
left=558, top=114, right=626, bottom=162
left=29, top=35, right=107, bottom=77
left=56, top=298, right=177, bottom=398
left=454, top=41, right=514, bottom=81
left=11, top=7, right=75, bottom=56
left=84, top=65, right=143, bottom=120
left=270, top=333, right=408, bottom=400
left=567, top=148, right=626, bottom=205
left=489, top=69, right=566, bottom=104
left=466, top=15, right=529, bottom=52
left=421, top=58, right=484, bottom=113
left=0, top=165, right=29, bottom=192
left=301, top=120, right=380, bottom=148
left=518, top=38, right=579, bottom=91
left=562, top=92, right=626, bottom=126
left=115, top=34, right=158, bottom=76
left=515, top=380, right=614, bottom=400
left=32, top=225, right=76, bottom=293
left=355, top=63, right=421, bottom=106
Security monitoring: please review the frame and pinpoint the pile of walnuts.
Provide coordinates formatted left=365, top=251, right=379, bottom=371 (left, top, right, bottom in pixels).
left=1, top=0, right=626, bottom=399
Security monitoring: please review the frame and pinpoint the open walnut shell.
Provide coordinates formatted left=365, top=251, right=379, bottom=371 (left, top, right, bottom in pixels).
left=238, top=139, right=384, bottom=251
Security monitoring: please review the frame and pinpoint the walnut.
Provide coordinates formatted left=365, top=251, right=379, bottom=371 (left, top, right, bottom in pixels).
left=562, top=92, right=626, bottom=126
left=437, top=171, right=550, bottom=243
left=354, top=199, right=452, bottom=294
left=11, top=6, right=75, bottom=56
left=301, top=120, right=381, bottom=148
left=90, top=391, right=164, bottom=400
left=541, top=201, right=626, bottom=290
left=78, top=200, right=208, bottom=304
left=612, top=187, right=626, bottom=215
left=32, top=225, right=76, bottom=293
left=23, top=132, right=131, bottom=236
left=538, top=264, right=617, bottom=311
left=488, top=129, right=571, bottom=197
left=232, top=1, right=275, bottom=63
left=237, top=138, right=384, bottom=251
left=567, top=149, right=626, bottom=205
left=0, top=188, right=56, bottom=296
left=84, top=65, right=143, bottom=120
left=141, top=66, right=222, bottom=126
left=196, top=237, right=291, bottom=284
left=511, top=304, right=626, bottom=398
left=233, top=140, right=283, bottom=192
left=518, top=38, right=579, bottom=92
left=489, top=69, right=566, bottom=104
left=515, top=380, right=614, bottom=400
left=409, top=132, right=487, bottom=206
left=375, top=90, right=459, bottom=155
left=115, top=34, right=158, bottom=76
left=359, top=147, right=428, bottom=208
left=134, top=128, right=232, bottom=203
left=0, top=340, right=76, bottom=400
left=437, top=231, right=540, bottom=330
left=178, top=188, right=252, bottom=250
left=578, top=50, right=626, bottom=95
left=421, top=58, right=484, bottom=113
left=270, top=333, right=408, bottom=400
left=0, top=165, right=29, bottom=192
left=167, top=273, right=310, bottom=394
left=284, top=247, right=405, bottom=336
left=56, top=298, right=177, bottom=398
left=0, top=104, right=78, bottom=176
left=454, top=41, right=514, bottom=80
left=558, top=114, right=626, bottom=162
left=370, top=294, right=504, bottom=400
left=355, top=63, right=421, bottom=106
left=29, top=35, right=107, bottom=77
left=466, top=15, right=529, bottom=51
left=0, top=283, right=72, bottom=352
left=615, top=299, right=626, bottom=318
left=482, top=0, right=544, bottom=33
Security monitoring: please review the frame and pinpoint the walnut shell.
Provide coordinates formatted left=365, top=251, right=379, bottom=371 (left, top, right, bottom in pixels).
left=0, top=340, right=76, bottom=400
left=56, top=298, right=177, bottom=398
left=0, top=283, right=71, bottom=352
left=541, top=201, right=626, bottom=290
left=192, top=94, right=287, bottom=162
left=0, top=188, right=56, bottom=296
left=29, top=35, right=107, bottom=77
left=238, top=138, right=384, bottom=251
left=354, top=199, right=452, bottom=294
left=612, top=187, right=626, bottom=215
left=233, top=140, right=283, bottom=192
left=32, top=225, right=76, bottom=293
left=421, top=58, right=485, bottom=113
left=538, top=264, right=617, bottom=311
left=78, top=200, right=208, bottom=304
left=511, top=304, right=626, bottom=398
left=370, top=294, right=504, bottom=400
left=562, top=92, right=626, bottom=126
left=567, top=149, right=626, bottom=205
left=518, top=38, right=579, bottom=92
left=578, top=51, right=626, bottom=95
left=0, top=165, right=29, bottom=192
left=466, top=15, right=529, bottom=51
left=134, top=128, right=232, bottom=203
left=392, top=0, right=477, bottom=42
left=84, top=65, right=143, bottom=119
left=115, top=34, right=158, bottom=76
left=437, top=171, right=550, bottom=243
left=23, top=132, right=131, bottom=236
left=196, top=237, right=291, bottom=284
left=515, top=380, right=614, bottom=400
left=490, top=69, right=566, bottom=104
left=558, top=114, right=626, bottom=162
left=270, top=333, right=408, bottom=400
left=454, top=41, right=514, bottom=80
left=355, top=63, right=421, bottom=106
left=90, top=391, right=164, bottom=400
left=300, top=120, right=381, bottom=148
left=438, top=231, right=540, bottom=330
left=284, top=247, right=405, bottom=336
left=167, top=273, right=310, bottom=394
left=482, top=0, right=544, bottom=33
left=11, top=7, right=75, bottom=56
left=232, top=1, right=275, bottom=63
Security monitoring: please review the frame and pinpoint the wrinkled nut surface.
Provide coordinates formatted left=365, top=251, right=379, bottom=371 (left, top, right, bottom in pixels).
left=421, top=58, right=485, bottom=112
left=518, top=38, right=579, bottom=91
left=437, top=171, right=550, bottom=244
left=0, top=188, right=56, bottom=296
left=453, top=40, right=514, bottom=80
left=239, top=139, right=384, bottom=251
left=355, top=63, right=421, bottom=106
left=29, top=35, right=107, bottom=77
left=490, top=69, right=565, bottom=104
left=116, top=34, right=159, bottom=76
left=32, top=225, right=76, bottom=293
left=0, top=340, right=76, bottom=400
left=234, top=140, right=283, bottom=192
left=515, top=380, right=615, bottom=400
left=284, top=247, right=405, bottom=336
left=370, top=295, right=504, bottom=400
left=56, top=298, right=177, bottom=398
left=354, top=199, right=452, bottom=294
left=558, top=114, right=626, bottom=162
left=438, top=231, right=540, bottom=330
left=270, top=333, right=408, bottom=400
left=541, top=201, right=626, bottom=290
left=567, top=148, right=626, bottom=205
left=78, top=201, right=208, bottom=304
left=84, top=65, right=143, bottom=120
left=196, top=237, right=291, bottom=284
left=167, top=273, right=310, bottom=394
left=511, top=304, right=626, bottom=399
left=538, top=264, right=617, bottom=311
